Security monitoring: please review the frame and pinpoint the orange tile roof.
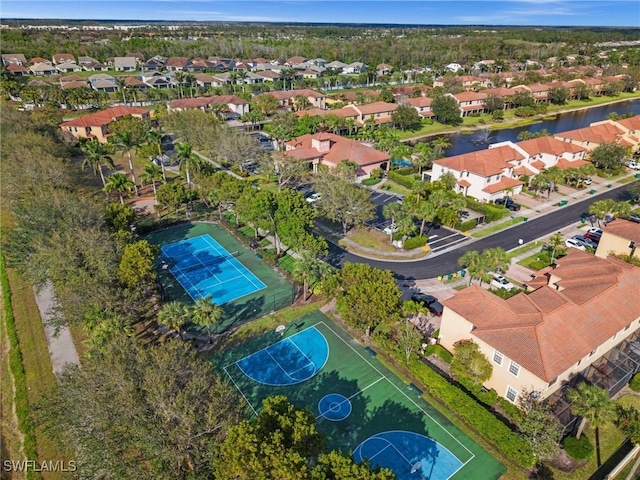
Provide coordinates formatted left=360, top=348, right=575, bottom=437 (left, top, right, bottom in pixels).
left=555, top=158, right=589, bottom=169
left=457, top=179, right=472, bottom=187
left=532, top=160, right=545, bottom=169
left=602, top=219, right=640, bottom=244
left=513, top=165, right=535, bottom=176
left=434, top=145, right=525, bottom=177
left=404, top=97, right=433, bottom=108
left=482, top=176, right=524, bottom=193
left=61, top=81, right=89, bottom=89
left=443, top=249, right=640, bottom=381
left=285, top=132, right=389, bottom=167
left=355, top=101, right=398, bottom=116
left=60, top=106, right=149, bottom=128
left=267, top=89, right=325, bottom=100
left=454, top=91, right=487, bottom=102
left=617, top=115, right=640, bottom=132
left=556, top=122, right=626, bottom=145
left=517, top=136, right=586, bottom=157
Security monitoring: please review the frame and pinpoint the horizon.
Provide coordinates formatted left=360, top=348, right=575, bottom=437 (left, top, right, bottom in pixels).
left=1, top=1, right=639, bottom=27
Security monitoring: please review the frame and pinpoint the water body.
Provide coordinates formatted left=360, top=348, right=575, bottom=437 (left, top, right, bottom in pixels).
left=421, top=98, right=640, bottom=157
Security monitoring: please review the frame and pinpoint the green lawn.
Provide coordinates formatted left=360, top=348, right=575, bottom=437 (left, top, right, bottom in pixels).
left=472, top=217, right=526, bottom=238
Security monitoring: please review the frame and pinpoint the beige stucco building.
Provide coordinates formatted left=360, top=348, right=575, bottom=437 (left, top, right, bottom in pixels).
left=595, top=219, right=640, bottom=260
left=439, top=249, right=640, bottom=405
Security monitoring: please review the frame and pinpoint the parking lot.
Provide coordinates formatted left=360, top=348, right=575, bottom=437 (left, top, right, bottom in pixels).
left=367, top=189, right=471, bottom=254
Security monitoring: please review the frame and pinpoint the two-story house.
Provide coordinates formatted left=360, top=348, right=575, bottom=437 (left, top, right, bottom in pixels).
left=60, top=106, right=150, bottom=143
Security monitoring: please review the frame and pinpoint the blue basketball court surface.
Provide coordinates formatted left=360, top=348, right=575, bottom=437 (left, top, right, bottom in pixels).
left=160, top=234, right=266, bottom=304
left=218, top=313, right=505, bottom=480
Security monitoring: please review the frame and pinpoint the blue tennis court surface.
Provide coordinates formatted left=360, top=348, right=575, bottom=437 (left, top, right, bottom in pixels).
left=354, top=430, right=463, bottom=480
left=160, top=234, right=266, bottom=304
left=236, top=327, right=329, bottom=386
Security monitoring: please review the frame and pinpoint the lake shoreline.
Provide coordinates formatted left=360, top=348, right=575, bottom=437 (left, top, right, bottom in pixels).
left=401, top=95, right=640, bottom=145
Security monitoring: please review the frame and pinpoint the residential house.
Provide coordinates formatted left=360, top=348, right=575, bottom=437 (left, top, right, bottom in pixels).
left=143, top=72, right=173, bottom=89
left=325, top=60, right=348, bottom=72
left=59, top=75, right=87, bottom=87
left=194, top=73, right=217, bottom=88
left=285, top=132, right=390, bottom=177
left=166, top=57, right=190, bottom=71
left=376, top=63, right=394, bottom=76
left=430, top=144, right=525, bottom=201
left=264, top=89, right=326, bottom=109
left=512, top=137, right=588, bottom=174
left=595, top=219, right=640, bottom=260
left=56, top=62, right=83, bottom=73
left=255, top=70, right=281, bottom=82
left=124, top=52, right=145, bottom=64
left=452, top=92, right=487, bottom=117
left=141, top=57, right=166, bottom=72
left=2, top=53, right=27, bottom=66
left=444, top=63, right=464, bottom=73
left=52, top=53, right=75, bottom=65
left=29, top=57, right=52, bottom=66
left=554, top=120, right=633, bottom=151
left=616, top=116, right=640, bottom=152
left=60, top=106, right=150, bottom=143
left=6, top=64, right=29, bottom=76
left=167, top=95, right=249, bottom=117
left=343, top=62, right=366, bottom=74
left=113, top=57, right=137, bottom=72
left=78, top=56, right=108, bottom=71
left=482, top=87, right=519, bottom=110
left=352, top=101, right=398, bottom=126
left=403, top=97, right=434, bottom=118
left=286, top=56, right=307, bottom=67
left=439, top=249, right=640, bottom=403
left=29, top=62, right=58, bottom=76
left=88, top=73, right=118, bottom=93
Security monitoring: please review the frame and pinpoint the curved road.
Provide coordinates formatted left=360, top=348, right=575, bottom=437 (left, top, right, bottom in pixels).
left=326, top=182, right=638, bottom=280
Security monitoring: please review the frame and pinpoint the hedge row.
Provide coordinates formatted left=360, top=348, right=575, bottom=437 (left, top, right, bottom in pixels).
left=454, top=219, right=477, bottom=232
left=464, top=198, right=509, bottom=223
left=388, top=170, right=416, bottom=189
left=0, top=248, right=39, bottom=472
left=404, top=236, right=428, bottom=250
left=384, top=344, right=535, bottom=468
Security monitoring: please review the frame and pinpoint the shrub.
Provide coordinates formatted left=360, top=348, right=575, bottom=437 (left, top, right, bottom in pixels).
left=396, top=166, right=416, bottom=175
left=629, top=373, right=640, bottom=392
left=388, top=170, right=415, bottom=189
left=563, top=436, right=594, bottom=461
left=424, top=344, right=453, bottom=363
left=361, top=177, right=382, bottom=186
left=380, top=344, right=534, bottom=467
left=454, top=219, right=477, bottom=231
left=484, top=204, right=509, bottom=222
left=392, top=232, right=403, bottom=242
left=404, top=236, right=427, bottom=250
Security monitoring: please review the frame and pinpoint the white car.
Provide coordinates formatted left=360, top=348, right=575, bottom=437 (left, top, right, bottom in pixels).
left=491, top=273, right=514, bottom=291
left=383, top=224, right=399, bottom=235
left=305, top=192, right=322, bottom=203
left=629, top=161, right=640, bottom=170
left=565, top=238, right=586, bottom=251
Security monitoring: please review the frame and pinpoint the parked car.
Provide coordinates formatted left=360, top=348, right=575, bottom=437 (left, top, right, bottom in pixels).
left=629, top=161, right=640, bottom=170
left=582, top=177, right=593, bottom=185
left=584, top=230, right=602, bottom=243
left=411, top=293, right=444, bottom=317
left=496, top=197, right=521, bottom=211
left=565, top=238, right=587, bottom=251
left=572, top=235, right=597, bottom=249
left=305, top=192, right=322, bottom=203
left=383, top=224, right=399, bottom=235
left=490, top=273, right=515, bottom=291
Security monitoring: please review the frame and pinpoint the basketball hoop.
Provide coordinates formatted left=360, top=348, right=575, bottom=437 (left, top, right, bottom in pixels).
left=275, top=324, right=286, bottom=336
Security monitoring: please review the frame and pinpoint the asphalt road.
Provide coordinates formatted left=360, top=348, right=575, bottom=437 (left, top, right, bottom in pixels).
left=326, top=181, right=638, bottom=280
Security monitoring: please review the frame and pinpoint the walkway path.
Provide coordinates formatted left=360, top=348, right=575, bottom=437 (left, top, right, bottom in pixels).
left=33, top=282, right=79, bottom=380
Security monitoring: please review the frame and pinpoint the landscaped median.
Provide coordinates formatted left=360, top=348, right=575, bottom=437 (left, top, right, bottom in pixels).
left=338, top=227, right=430, bottom=261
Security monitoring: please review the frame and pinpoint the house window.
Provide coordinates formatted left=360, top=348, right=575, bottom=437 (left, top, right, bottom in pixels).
left=625, top=324, right=631, bottom=331
left=509, top=360, right=520, bottom=376
left=549, top=377, right=558, bottom=386
left=506, top=386, right=518, bottom=403
left=486, top=178, right=491, bottom=183
left=589, top=347, right=598, bottom=357
left=493, top=350, right=503, bottom=365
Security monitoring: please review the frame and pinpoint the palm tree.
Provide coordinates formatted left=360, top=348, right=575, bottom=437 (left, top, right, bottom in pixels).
left=412, top=142, right=434, bottom=174
left=431, top=136, right=452, bottom=159
left=548, top=232, right=565, bottom=263
left=157, top=301, right=188, bottom=340
left=185, top=72, right=196, bottom=98
left=116, top=77, right=127, bottom=105
left=140, top=162, right=164, bottom=202
left=383, top=202, right=404, bottom=243
left=567, top=382, right=616, bottom=467
left=110, top=131, right=140, bottom=196
left=415, top=200, right=436, bottom=237
left=174, top=71, right=186, bottom=99
left=80, top=141, right=115, bottom=186
left=174, top=141, right=201, bottom=188
left=481, top=247, right=510, bottom=274
left=103, top=172, right=135, bottom=204
left=292, top=254, right=324, bottom=301
left=189, top=296, right=222, bottom=343
left=458, top=250, right=482, bottom=285
left=145, top=129, right=167, bottom=180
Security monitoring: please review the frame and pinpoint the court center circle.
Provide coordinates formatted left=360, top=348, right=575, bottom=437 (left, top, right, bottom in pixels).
left=318, top=393, right=352, bottom=421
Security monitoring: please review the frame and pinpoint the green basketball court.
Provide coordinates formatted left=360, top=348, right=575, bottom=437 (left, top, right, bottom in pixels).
left=146, top=222, right=294, bottom=332
left=213, top=311, right=505, bottom=480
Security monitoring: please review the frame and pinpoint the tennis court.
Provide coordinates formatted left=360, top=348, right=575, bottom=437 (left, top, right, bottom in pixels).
left=160, top=234, right=266, bottom=304
left=216, top=312, right=505, bottom=480
left=146, top=222, right=294, bottom=332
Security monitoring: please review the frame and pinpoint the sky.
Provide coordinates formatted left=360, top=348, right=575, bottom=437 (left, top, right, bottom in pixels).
left=1, top=0, right=639, bottom=27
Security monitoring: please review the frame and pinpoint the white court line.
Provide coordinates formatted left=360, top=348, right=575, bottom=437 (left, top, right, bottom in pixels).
left=223, top=365, right=258, bottom=417
left=315, top=377, right=384, bottom=420
left=317, top=321, right=475, bottom=463
left=201, top=234, right=266, bottom=290
left=365, top=436, right=415, bottom=468
left=171, top=265, right=202, bottom=301
left=264, top=348, right=308, bottom=383
left=365, top=444, right=393, bottom=463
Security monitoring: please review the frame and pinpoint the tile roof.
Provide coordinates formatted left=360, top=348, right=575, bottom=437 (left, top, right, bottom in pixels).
left=60, top=106, right=149, bottom=128
left=435, top=144, right=525, bottom=177
left=516, top=136, right=586, bottom=157
left=267, top=89, right=325, bottom=100
left=482, top=176, right=524, bottom=193
left=617, top=116, right=640, bottom=132
left=355, top=101, right=398, bottom=115
left=555, top=158, right=589, bottom=169
left=443, top=249, right=640, bottom=381
left=556, top=122, right=626, bottom=145
left=61, top=81, right=89, bottom=89
left=166, top=57, right=189, bottom=68
left=602, top=219, right=640, bottom=244
left=404, top=97, right=433, bottom=108
left=285, top=132, right=389, bottom=167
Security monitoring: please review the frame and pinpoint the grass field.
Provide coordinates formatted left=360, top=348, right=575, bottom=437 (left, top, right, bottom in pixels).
left=213, top=311, right=506, bottom=480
